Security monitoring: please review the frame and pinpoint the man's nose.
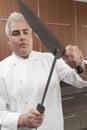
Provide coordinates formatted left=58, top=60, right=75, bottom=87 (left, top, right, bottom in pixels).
left=19, top=32, right=25, bottom=40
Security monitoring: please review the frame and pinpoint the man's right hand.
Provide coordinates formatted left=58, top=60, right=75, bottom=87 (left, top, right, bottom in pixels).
left=18, top=108, right=44, bottom=128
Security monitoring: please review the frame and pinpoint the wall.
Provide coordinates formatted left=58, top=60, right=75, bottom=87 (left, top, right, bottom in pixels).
left=0, top=0, right=87, bottom=60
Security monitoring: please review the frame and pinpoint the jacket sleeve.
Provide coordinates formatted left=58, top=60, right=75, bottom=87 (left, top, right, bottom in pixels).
left=0, top=77, right=21, bottom=130
left=55, top=58, right=87, bottom=88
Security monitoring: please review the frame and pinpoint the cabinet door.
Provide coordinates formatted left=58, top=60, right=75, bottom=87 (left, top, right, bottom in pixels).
left=79, top=92, right=87, bottom=129
left=80, top=92, right=87, bottom=109
left=62, top=94, right=79, bottom=114
left=76, top=2, right=87, bottom=57
left=64, top=112, right=80, bottom=130
left=39, top=0, right=76, bottom=51
left=80, top=109, right=87, bottom=129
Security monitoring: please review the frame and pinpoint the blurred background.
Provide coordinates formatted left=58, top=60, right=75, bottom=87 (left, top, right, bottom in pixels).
left=0, top=0, right=87, bottom=60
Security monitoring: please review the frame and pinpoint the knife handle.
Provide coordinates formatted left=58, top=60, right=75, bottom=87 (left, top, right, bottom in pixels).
left=75, top=66, right=83, bottom=74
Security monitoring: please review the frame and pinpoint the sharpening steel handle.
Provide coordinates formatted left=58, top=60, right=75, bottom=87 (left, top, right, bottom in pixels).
left=37, top=104, right=45, bottom=113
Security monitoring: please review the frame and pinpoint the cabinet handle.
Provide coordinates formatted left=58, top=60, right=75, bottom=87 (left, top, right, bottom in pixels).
left=62, top=96, right=75, bottom=101
left=84, top=94, right=87, bottom=96
left=84, top=110, right=87, bottom=113
left=47, top=22, right=71, bottom=26
left=64, top=114, right=75, bottom=119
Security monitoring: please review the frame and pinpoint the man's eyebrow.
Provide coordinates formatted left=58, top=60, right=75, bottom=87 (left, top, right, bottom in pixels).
left=12, top=29, right=29, bottom=32
left=23, top=29, right=29, bottom=30
left=23, top=29, right=30, bottom=31
left=11, top=30, right=19, bottom=33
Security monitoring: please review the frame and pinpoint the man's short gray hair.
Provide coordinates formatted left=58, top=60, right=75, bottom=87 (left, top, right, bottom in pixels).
left=5, top=12, right=31, bottom=36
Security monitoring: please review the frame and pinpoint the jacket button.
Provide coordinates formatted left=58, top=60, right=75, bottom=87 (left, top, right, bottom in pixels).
left=25, top=102, right=28, bottom=104
left=13, top=63, right=16, bottom=66
left=20, top=80, right=23, bottom=83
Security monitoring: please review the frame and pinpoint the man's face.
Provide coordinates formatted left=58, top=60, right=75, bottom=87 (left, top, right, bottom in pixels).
left=8, top=20, right=33, bottom=58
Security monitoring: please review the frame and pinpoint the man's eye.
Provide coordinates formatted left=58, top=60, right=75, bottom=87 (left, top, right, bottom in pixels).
left=23, top=30, right=29, bottom=35
left=12, top=31, right=20, bottom=36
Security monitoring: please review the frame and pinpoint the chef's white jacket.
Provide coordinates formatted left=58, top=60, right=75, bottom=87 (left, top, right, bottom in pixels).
left=0, top=51, right=87, bottom=130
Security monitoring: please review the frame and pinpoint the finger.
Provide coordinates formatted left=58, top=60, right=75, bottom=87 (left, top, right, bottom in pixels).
left=32, top=110, right=44, bottom=121
left=33, top=118, right=43, bottom=128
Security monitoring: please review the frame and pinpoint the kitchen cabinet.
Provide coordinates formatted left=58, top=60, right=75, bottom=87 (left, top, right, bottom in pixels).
left=61, top=81, right=87, bottom=130
left=79, top=92, right=87, bottom=129
left=76, top=2, right=87, bottom=57
left=64, top=112, right=80, bottom=130
left=80, top=109, right=87, bottom=129
left=62, top=93, right=79, bottom=114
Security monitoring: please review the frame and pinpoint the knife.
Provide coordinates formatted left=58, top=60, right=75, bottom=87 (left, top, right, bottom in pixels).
left=17, top=0, right=83, bottom=113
